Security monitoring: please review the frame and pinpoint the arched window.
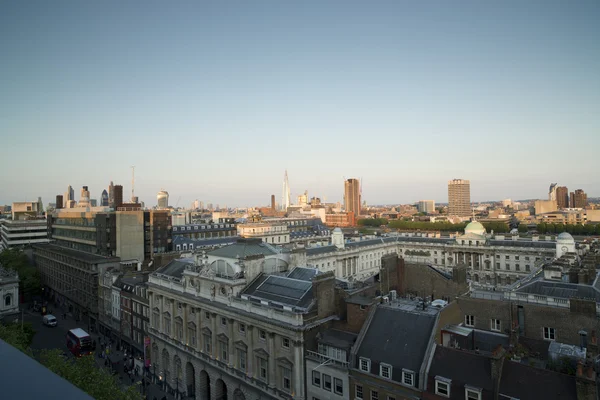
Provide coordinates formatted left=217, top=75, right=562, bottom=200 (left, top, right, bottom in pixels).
left=4, top=294, right=12, bottom=307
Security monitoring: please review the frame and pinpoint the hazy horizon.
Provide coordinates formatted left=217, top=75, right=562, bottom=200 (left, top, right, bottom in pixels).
left=2, top=1, right=599, bottom=207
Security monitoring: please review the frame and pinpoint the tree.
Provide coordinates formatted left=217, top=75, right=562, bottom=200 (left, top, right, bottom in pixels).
left=0, top=248, right=42, bottom=300
left=0, top=322, right=36, bottom=352
left=518, top=224, right=528, bottom=233
left=40, top=349, right=143, bottom=400
left=537, top=223, right=547, bottom=234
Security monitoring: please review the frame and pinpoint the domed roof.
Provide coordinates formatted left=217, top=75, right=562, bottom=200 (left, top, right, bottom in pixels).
left=333, top=227, right=343, bottom=233
left=464, top=221, right=486, bottom=236
left=557, top=232, right=574, bottom=242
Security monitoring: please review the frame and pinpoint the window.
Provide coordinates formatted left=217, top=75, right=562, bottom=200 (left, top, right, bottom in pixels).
left=205, top=312, right=210, bottom=319
left=219, top=340, right=228, bottom=362
left=239, top=323, right=246, bottom=334
left=323, top=374, right=332, bottom=391
left=402, top=370, right=414, bottom=386
left=465, top=387, right=482, bottom=400
left=312, top=370, right=321, bottom=387
left=334, top=377, right=343, bottom=395
left=505, top=255, right=509, bottom=260
left=544, top=327, right=556, bottom=340
left=359, top=357, right=371, bottom=372
left=281, top=366, right=292, bottom=392
left=258, top=357, right=268, bottom=381
left=163, top=314, right=171, bottom=335
left=203, top=334, right=211, bottom=354
left=356, top=385, right=364, bottom=399
left=175, top=319, right=183, bottom=340
left=187, top=324, right=196, bottom=346
left=515, top=256, right=520, bottom=261
left=380, top=363, right=392, bottom=379
left=371, top=390, right=379, bottom=400
left=526, top=264, right=531, bottom=271
left=491, top=319, right=501, bottom=332
left=435, top=380, right=450, bottom=397
left=153, top=309, right=160, bottom=328
left=282, top=337, right=290, bottom=349
left=465, top=315, right=475, bottom=327
left=221, top=317, right=227, bottom=326
left=515, top=264, right=520, bottom=271
left=259, top=330, right=267, bottom=341
left=238, top=349, right=247, bottom=371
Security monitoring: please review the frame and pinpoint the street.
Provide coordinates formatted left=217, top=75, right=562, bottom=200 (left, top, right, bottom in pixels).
left=21, top=307, right=175, bottom=400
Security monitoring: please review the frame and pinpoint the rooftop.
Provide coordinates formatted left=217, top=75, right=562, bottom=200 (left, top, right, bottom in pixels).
left=207, top=238, right=280, bottom=259
left=241, top=273, right=314, bottom=310
left=318, top=329, right=357, bottom=349
left=154, top=258, right=195, bottom=279
left=32, top=243, right=120, bottom=264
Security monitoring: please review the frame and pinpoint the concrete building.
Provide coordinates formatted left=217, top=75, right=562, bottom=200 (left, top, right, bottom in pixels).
left=78, top=186, right=91, bottom=208
left=537, top=210, right=586, bottom=225
left=557, top=186, right=569, bottom=209
left=114, top=185, right=124, bottom=208
left=172, top=222, right=238, bottom=251
left=570, top=189, right=588, bottom=209
left=11, top=201, right=43, bottom=221
left=0, top=218, right=49, bottom=251
left=344, top=178, right=361, bottom=217
left=0, top=266, right=19, bottom=320
left=146, top=239, right=338, bottom=400
left=55, top=195, right=63, bottom=210
left=157, top=190, right=169, bottom=209
left=418, top=200, right=435, bottom=214
left=448, top=179, right=471, bottom=217
left=65, top=185, right=75, bottom=203
left=237, top=222, right=290, bottom=245
left=325, top=212, right=355, bottom=227
left=535, top=199, right=558, bottom=215
left=549, top=183, right=558, bottom=201
left=297, top=190, right=308, bottom=207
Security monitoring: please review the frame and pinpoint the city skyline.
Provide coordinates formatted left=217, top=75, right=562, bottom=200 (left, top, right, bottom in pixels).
left=1, top=1, right=599, bottom=206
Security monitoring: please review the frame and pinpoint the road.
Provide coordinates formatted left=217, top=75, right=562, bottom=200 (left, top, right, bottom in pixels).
left=22, top=307, right=175, bottom=400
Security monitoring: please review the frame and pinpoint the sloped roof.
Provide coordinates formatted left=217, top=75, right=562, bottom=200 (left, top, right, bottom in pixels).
left=154, top=258, right=194, bottom=279
left=287, top=267, right=320, bottom=281
left=319, top=329, right=357, bottom=350
left=241, top=274, right=314, bottom=309
left=356, top=307, right=436, bottom=380
left=500, top=361, right=577, bottom=400
left=427, top=345, right=495, bottom=393
left=208, top=239, right=278, bottom=259
left=516, top=279, right=600, bottom=301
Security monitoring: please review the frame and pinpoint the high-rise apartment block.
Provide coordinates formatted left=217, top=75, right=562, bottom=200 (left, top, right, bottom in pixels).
left=344, top=178, right=361, bottom=216
left=55, top=195, right=63, bottom=210
left=548, top=183, right=557, bottom=201
left=448, top=179, right=471, bottom=217
left=418, top=200, right=435, bottom=214
left=570, top=189, right=588, bottom=208
left=113, top=185, right=124, bottom=208
left=556, top=186, right=569, bottom=209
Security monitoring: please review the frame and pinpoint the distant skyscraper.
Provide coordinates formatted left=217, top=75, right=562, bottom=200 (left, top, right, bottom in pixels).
left=570, top=189, right=588, bottom=208
left=90, top=199, right=97, bottom=207
left=114, top=185, right=123, bottom=208
left=418, top=200, right=435, bottom=214
left=79, top=186, right=91, bottom=207
left=101, top=189, right=109, bottom=207
left=344, top=178, right=361, bottom=216
left=157, top=190, right=169, bottom=208
left=55, top=195, right=63, bottom=209
left=108, top=181, right=115, bottom=207
left=281, top=170, right=291, bottom=211
left=199, top=201, right=204, bottom=210
left=448, top=179, right=471, bottom=217
left=65, top=185, right=74, bottom=202
left=556, top=186, right=569, bottom=209
left=548, top=183, right=558, bottom=201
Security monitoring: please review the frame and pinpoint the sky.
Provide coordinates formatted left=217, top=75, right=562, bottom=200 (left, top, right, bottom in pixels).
left=1, top=1, right=599, bottom=208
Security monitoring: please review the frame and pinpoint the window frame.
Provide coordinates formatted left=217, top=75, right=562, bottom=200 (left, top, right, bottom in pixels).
left=334, top=377, right=343, bottom=395
left=356, top=384, right=363, bottom=399
left=359, top=357, right=371, bottom=372
left=435, top=379, right=450, bottom=397
left=312, top=370, right=321, bottom=387
left=402, top=369, right=415, bottom=387
left=543, top=327, right=556, bottom=341
left=465, top=315, right=475, bottom=327
left=371, top=390, right=379, bottom=400
left=490, top=319, right=501, bottom=332
left=465, top=387, right=482, bottom=400
left=282, top=337, right=290, bottom=349
left=322, top=373, right=332, bottom=391
left=380, top=363, right=392, bottom=379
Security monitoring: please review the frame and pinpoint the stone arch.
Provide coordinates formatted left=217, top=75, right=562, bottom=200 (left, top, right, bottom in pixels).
left=161, top=348, right=170, bottom=381
left=233, top=388, right=246, bottom=400
left=199, top=370, right=211, bottom=400
left=4, top=294, right=13, bottom=307
left=215, top=378, right=228, bottom=400
left=151, top=342, right=159, bottom=370
left=185, top=361, right=195, bottom=397
left=173, top=355, right=183, bottom=391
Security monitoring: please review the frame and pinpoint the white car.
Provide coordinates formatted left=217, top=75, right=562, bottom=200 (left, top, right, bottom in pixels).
left=43, top=314, right=58, bottom=327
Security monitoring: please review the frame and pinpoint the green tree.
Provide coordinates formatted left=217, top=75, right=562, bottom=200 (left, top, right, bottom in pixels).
left=0, top=248, right=42, bottom=300
left=583, top=224, right=596, bottom=235
left=0, top=322, right=36, bottom=351
left=572, top=224, right=584, bottom=235
left=40, top=349, right=143, bottom=400
left=537, top=223, right=547, bottom=234
left=518, top=224, right=528, bottom=233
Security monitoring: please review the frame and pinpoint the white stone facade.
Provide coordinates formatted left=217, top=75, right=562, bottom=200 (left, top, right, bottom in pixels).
left=0, top=267, right=19, bottom=319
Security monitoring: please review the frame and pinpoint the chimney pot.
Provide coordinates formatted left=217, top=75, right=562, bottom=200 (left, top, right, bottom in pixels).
left=577, top=361, right=584, bottom=377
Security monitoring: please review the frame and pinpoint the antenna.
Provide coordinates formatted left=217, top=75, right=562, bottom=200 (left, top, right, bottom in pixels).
left=131, top=166, right=135, bottom=202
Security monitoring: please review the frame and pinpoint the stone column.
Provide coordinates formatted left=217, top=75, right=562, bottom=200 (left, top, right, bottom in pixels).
left=171, top=299, right=176, bottom=339
left=354, top=257, right=358, bottom=275
left=247, top=325, right=254, bottom=377
left=182, top=305, right=188, bottom=345
left=293, top=341, right=304, bottom=400
left=228, top=318, right=234, bottom=366
left=268, top=332, right=276, bottom=387
left=196, top=308, right=202, bottom=352
left=211, top=313, right=217, bottom=357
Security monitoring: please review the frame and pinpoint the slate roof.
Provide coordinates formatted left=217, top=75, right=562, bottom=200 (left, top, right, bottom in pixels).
left=241, top=274, right=314, bottom=309
left=319, top=329, right=357, bottom=350
left=208, top=239, right=279, bottom=259
left=500, top=360, right=577, bottom=400
left=32, top=243, right=119, bottom=264
left=515, top=279, right=600, bottom=301
left=0, top=339, right=95, bottom=400
left=173, top=235, right=240, bottom=247
left=489, top=239, right=555, bottom=249
left=306, top=245, right=338, bottom=256
left=287, top=267, right=320, bottom=281
left=356, top=306, right=436, bottom=382
left=154, top=258, right=195, bottom=279
left=427, top=345, right=495, bottom=397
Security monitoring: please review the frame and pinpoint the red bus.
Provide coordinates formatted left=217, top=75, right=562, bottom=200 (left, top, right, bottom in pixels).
left=66, top=328, right=93, bottom=357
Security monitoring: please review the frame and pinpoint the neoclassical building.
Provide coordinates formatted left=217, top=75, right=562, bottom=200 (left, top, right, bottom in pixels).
left=0, top=266, right=19, bottom=320
left=147, top=239, right=337, bottom=400
left=300, top=222, right=568, bottom=288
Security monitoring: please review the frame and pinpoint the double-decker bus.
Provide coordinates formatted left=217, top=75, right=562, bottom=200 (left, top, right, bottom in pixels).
left=66, top=328, right=93, bottom=357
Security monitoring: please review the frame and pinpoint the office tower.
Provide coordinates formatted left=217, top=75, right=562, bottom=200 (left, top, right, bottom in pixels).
left=298, top=190, right=308, bottom=206
left=108, top=181, right=115, bottom=207
left=448, top=179, right=471, bottom=217
left=344, top=178, right=361, bottom=216
left=281, top=170, right=291, bottom=211
left=418, top=200, right=435, bottom=213
left=55, top=195, right=63, bottom=209
left=548, top=183, right=558, bottom=201
left=271, top=195, right=276, bottom=210
left=570, top=189, right=588, bottom=208
left=556, top=186, right=569, bottom=209
left=157, top=190, right=169, bottom=208
left=101, top=190, right=109, bottom=207
left=199, top=201, right=204, bottom=210
left=114, top=185, right=124, bottom=208
left=90, top=199, right=97, bottom=207
left=65, top=185, right=74, bottom=202
left=79, top=186, right=91, bottom=207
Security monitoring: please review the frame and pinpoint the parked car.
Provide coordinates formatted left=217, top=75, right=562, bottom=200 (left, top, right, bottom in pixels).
left=43, top=314, right=58, bottom=327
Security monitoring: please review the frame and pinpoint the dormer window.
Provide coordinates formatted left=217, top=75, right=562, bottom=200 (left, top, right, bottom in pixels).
left=402, top=369, right=414, bottom=387
left=465, top=386, right=482, bottom=400
left=435, top=377, right=451, bottom=397
left=380, top=363, right=392, bottom=379
left=359, top=357, right=371, bottom=372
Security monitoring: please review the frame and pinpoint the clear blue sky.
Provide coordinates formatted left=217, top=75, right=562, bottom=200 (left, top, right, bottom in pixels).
left=1, top=1, right=599, bottom=207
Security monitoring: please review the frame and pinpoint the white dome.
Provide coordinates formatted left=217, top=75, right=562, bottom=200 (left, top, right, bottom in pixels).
left=333, top=227, right=343, bottom=233
left=557, top=232, right=574, bottom=242
left=464, top=221, right=486, bottom=236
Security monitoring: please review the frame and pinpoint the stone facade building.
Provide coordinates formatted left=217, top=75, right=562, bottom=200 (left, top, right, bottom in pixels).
left=0, top=266, right=19, bottom=320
